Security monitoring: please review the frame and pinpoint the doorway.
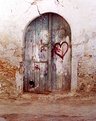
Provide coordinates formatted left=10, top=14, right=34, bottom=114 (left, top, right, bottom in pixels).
left=23, top=13, right=71, bottom=93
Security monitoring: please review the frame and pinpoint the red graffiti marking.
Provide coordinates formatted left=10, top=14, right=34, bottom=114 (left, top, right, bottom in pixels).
left=54, top=41, right=69, bottom=59
left=34, top=65, right=40, bottom=70
left=40, top=39, right=48, bottom=52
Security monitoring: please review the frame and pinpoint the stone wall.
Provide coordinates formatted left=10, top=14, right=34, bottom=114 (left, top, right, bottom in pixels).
left=0, top=0, right=96, bottom=95
left=0, top=35, right=23, bottom=97
left=77, top=36, right=96, bottom=93
left=78, top=55, right=96, bottom=93
left=0, top=59, right=18, bottom=98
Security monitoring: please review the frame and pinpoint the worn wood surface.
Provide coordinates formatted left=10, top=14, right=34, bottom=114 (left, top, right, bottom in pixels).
left=24, top=13, right=71, bottom=93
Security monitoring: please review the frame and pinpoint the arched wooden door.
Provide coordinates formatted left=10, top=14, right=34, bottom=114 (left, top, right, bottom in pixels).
left=23, top=13, right=71, bottom=93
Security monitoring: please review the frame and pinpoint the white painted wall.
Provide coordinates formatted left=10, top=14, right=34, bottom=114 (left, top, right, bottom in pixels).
left=0, top=0, right=96, bottom=92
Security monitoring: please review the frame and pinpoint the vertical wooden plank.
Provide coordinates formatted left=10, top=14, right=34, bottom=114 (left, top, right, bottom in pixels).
left=28, top=21, right=36, bottom=91
left=42, top=14, right=49, bottom=91
left=51, top=15, right=67, bottom=91
left=24, top=21, right=36, bottom=92
left=61, top=17, right=71, bottom=91
left=48, top=13, right=52, bottom=91
left=35, top=17, right=42, bottom=92
left=51, top=14, right=59, bottom=91
left=57, top=16, right=66, bottom=91
left=51, top=14, right=71, bottom=91
left=24, top=26, right=32, bottom=91
left=35, top=15, right=49, bottom=93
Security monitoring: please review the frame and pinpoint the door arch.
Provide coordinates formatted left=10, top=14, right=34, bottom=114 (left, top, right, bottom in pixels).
left=23, top=12, right=71, bottom=93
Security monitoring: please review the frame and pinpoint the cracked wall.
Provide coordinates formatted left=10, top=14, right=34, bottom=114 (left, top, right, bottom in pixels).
left=77, top=34, right=96, bottom=93
left=0, top=35, right=23, bottom=97
left=0, top=0, right=96, bottom=96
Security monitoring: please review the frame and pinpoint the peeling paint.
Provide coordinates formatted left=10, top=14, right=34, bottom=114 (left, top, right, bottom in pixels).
left=0, top=59, right=19, bottom=97
left=0, top=0, right=96, bottom=95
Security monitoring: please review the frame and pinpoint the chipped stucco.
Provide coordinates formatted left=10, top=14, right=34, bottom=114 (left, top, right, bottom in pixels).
left=0, top=0, right=96, bottom=95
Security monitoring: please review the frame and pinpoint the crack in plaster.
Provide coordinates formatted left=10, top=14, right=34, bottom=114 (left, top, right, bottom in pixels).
left=55, top=0, right=64, bottom=7
left=24, top=0, right=41, bottom=15
left=35, top=4, right=41, bottom=15
left=24, top=0, right=64, bottom=15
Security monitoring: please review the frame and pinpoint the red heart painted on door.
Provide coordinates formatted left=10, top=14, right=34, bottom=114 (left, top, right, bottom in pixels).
left=54, top=41, right=69, bottom=59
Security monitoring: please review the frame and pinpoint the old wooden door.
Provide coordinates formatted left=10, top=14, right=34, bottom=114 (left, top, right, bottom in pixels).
left=23, top=13, right=71, bottom=93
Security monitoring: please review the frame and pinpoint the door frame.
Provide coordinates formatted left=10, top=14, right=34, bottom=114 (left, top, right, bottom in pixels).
left=23, top=12, right=72, bottom=93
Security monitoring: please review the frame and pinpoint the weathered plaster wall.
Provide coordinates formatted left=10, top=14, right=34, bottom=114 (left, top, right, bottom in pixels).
left=0, top=0, right=96, bottom=96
